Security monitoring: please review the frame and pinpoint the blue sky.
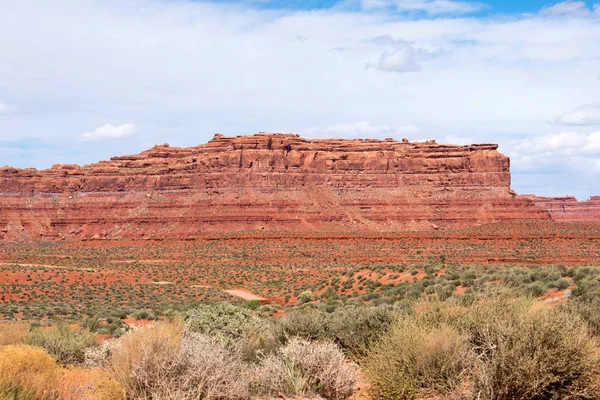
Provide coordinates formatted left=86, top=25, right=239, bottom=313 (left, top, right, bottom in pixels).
left=207, top=0, right=595, bottom=13
left=0, top=0, right=599, bottom=198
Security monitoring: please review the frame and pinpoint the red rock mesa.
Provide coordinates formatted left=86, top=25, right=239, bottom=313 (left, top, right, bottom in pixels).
left=0, top=133, right=595, bottom=240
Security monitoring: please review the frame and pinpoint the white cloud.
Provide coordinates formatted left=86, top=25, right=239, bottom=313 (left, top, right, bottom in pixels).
left=1, top=0, right=600, bottom=197
left=442, top=135, right=473, bottom=145
left=540, top=1, right=598, bottom=17
left=366, top=37, right=426, bottom=73
left=361, top=0, right=483, bottom=15
left=307, top=121, right=419, bottom=138
left=0, top=102, right=16, bottom=114
left=79, top=123, right=136, bottom=141
left=554, top=103, right=600, bottom=126
left=509, top=131, right=600, bottom=156
left=502, top=131, right=600, bottom=198
left=370, top=46, right=421, bottom=72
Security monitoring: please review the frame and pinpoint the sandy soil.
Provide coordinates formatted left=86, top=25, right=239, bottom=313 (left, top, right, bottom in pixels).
left=224, top=289, right=266, bottom=301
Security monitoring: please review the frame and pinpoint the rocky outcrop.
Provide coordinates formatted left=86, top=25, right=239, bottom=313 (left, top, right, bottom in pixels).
left=0, top=133, right=554, bottom=240
left=521, top=196, right=600, bottom=222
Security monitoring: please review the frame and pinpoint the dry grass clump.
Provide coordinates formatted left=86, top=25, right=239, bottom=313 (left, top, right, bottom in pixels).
left=0, top=344, right=124, bottom=400
left=0, top=322, right=30, bottom=346
left=108, top=322, right=250, bottom=399
left=0, top=344, right=58, bottom=398
left=256, top=337, right=356, bottom=400
left=57, top=368, right=125, bottom=400
left=108, top=321, right=182, bottom=397
left=363, top=319, right=470, bottom=400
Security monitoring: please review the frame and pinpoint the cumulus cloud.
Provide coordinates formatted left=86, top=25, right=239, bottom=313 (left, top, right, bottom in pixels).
left=370, top=46, right=421, bottom=72
left=504, top=131, right=600, bottom=189
left=307, top=121, right=419, bottom=138
left=554, top=103, right=600, bottom=126
left=361, top=0, right=484, bottom=15
left=502, top=131, right=600, bottom=198
left=366, top=37, right=425, bottom=73
left=79, top=123, right=136, bottom=141
left=509, top=131, right=600, bottom=157
left=540, top=1, right=599, bottom=17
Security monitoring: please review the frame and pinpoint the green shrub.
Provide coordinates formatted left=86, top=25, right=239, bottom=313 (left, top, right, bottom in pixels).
left=298, top=291, right=315, bottom=304
left=524, top=282, right=545, bottom=297
left=131, top=309, right=149, bottom=320
left=185, top=303, right=265, bottom=347
left=445, top=297, right=600, bottom=400
left=566, top=298, right=600, bottom=336
left=329, top=305, right=394, bottom=360
left=364, top=297, right=600, bottom=400
left=246, top=300, right=261, bottom=310
left=25, top=322, right=97, bottom=364
left=80, top=316, right=100, bottom=332
left=274, top=309, right=330, bottom=342
left=554, top=278, right=571, bottom=290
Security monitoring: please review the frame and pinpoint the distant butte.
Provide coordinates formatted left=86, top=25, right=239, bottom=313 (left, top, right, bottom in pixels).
left=0, top=133, right=598, bottom=240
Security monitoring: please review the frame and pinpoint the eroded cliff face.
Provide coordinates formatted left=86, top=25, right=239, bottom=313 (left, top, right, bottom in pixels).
left=0, top=133, right=555, bottom=240
left=520, top=196, right=600, bottom=222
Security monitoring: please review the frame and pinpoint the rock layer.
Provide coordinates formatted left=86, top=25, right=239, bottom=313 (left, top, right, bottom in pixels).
left=522, top=196, right=600, bottom=222
left=0, top=132, right=566, bottom=240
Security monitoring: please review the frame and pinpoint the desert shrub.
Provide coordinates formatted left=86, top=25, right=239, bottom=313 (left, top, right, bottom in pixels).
left=0, top=322, right=30, bottom=345
left=25, top=322, right=98, bottom=364
left=81, top=316, right=101, bottom=332
left=298, top=290, right=315, bottom=304
left=0, top=344, right=123, bottom=400
left=109, top=322, right=250, bottom=399
left=566, top=298, right=600, bottom=336
left=186, top=303, right=265, bottom=347
left=174, top=333, right=251, bottom=399
left=237, top=323, right=280, bottom=363
left=274, top=308, right=331, bottom=342
left=85, top=341, right=118, bottom=369
left=363, top=318, right=471, bottom=400
left=112, top=327, right=128, bottom=338
left=132, top=309, right=150, bottom=320
left=329, top=305, right=394, bottom=360
left=272, top=306, right=394, bottom=360
left=364, top=296, right=600, bottom=400
left=453, top=297, right=600, bottom=400
left=256, top=337, right=356, bottom=400
left=554, top=278, right=571, bottom=290
left=524, top=282, right=546, bottom=297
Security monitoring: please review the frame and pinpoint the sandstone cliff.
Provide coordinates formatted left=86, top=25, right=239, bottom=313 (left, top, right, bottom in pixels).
left=520, top=195, right=600, bottom=222
left=0, top=133, right=566, bottom=240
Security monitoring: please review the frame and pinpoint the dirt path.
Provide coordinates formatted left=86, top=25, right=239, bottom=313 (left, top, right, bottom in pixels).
left=224, top=289, right=266, bottom=301
left=0, top=262, right=95, bottom=271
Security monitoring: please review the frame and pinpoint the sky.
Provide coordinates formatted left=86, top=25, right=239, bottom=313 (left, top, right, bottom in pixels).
left=0, top=0, right=599, bottom=199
